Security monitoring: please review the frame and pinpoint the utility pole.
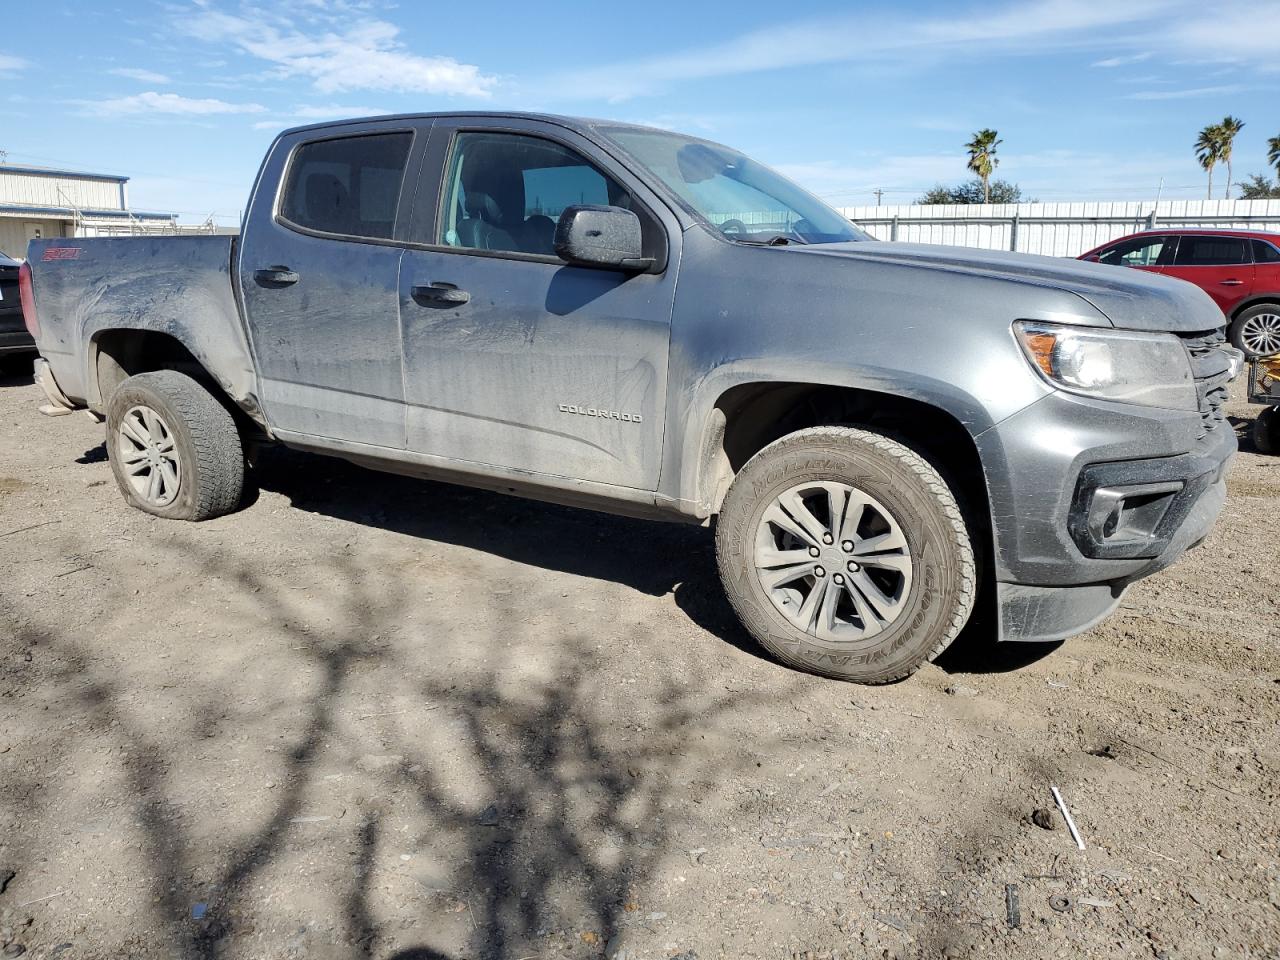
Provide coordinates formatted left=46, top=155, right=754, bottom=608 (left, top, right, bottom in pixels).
left=873, top=188, right=884, bottom=207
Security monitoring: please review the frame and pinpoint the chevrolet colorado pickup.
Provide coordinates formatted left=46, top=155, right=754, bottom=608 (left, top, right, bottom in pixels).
left=21, top=113, right=1242, bottom=682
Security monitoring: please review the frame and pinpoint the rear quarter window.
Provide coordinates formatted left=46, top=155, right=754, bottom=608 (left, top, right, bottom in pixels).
left=280, top=132, right=413, bottom=240
left=1252, top=239, right=1280, bottom=264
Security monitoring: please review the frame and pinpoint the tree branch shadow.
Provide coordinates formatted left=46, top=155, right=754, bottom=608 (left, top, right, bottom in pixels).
left=2, top=532, right=799, bottom=959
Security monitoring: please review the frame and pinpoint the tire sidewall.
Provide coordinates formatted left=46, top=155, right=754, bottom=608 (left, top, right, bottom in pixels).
left=1254, top=408, right=1277, bottom=456
left=717, top=435, right=969, bottom=682
left=107, top=378, right=204, bottom=520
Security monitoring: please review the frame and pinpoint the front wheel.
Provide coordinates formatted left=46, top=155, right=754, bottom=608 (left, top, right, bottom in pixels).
left=715, top=426, right=976, bottom=683
left=1230, top=305, right=1280, bottom=360
left=106, top=370, right=245, bottom=521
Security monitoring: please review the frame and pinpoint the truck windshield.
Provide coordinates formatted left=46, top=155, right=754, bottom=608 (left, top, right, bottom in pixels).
left=599, top=127, right=870, bottom=246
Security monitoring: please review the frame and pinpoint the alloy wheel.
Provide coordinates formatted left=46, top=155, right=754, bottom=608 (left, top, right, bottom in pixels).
left=117, top=405, right=181, bottom=507
left=754, top=481, right=913, bottom=643
left=1241, top=311, right=1280, bottom=357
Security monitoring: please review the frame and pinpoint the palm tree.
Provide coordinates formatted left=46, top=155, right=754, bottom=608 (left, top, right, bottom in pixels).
left=1195, top=123, right=1224, bottom=200
left=1268, top=134, right=1280, bottom=182
left=1217, top=116, right=1245, bottom=199
left=965, top=129, right=1002, bottom=203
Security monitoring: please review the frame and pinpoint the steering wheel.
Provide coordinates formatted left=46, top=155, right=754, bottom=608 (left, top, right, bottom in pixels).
left=719, top=219, right=748, bottom=236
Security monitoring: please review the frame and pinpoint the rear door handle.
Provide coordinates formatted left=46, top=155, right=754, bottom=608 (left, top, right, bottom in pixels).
left=255, top=266, right=300, bottom=286
left=412, top=282, right=470, bottom=305
left=1220, top=279, right=1244, bottom=286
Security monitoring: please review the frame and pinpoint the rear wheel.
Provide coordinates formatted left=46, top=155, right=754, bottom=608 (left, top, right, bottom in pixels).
left=1230, top=304, right=1280, bottom=359
left=106, top=370, right=245, bottom=521
left=715, top=426, right=976, bottom=683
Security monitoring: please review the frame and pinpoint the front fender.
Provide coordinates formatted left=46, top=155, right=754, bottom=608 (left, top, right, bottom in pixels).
left=663, top=358, right=1052, bottom=519
left=657, top=231, right=1104, bottom=517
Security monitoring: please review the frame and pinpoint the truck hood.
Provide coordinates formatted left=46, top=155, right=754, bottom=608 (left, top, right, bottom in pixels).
left=800, top=240, right=1225, bottom=333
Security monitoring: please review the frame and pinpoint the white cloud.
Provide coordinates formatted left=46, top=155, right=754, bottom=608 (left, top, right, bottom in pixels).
left=541, top=0, right=1171, bottom=101
left=178, top=8, right=497, bottom=97
left=109, top=67, right=173, bottom=84
left=250, top=103, right=391, bottom=130
left=534, top=0, right=1280, bottom=102
left=75, top=91, right=268, bottom=116
left=1091, top=52, right=1153, bottom=68
left=1125, top=84, right=1246, bottom=100
left=0, top=54, right=27, bottom=77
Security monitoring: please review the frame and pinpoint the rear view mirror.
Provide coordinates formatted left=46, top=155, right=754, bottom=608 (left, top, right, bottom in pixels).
left=555, top=205, right=653, bottom=271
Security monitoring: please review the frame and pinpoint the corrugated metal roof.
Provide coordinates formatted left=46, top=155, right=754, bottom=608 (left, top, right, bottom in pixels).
left=0, top=164, right=130, bottom=183
left=0, top=204, right=174, bottom=220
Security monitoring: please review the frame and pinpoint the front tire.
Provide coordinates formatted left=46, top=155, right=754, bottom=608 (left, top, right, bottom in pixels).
left=106, top=370, right=245, bottom=521
left=1230, top=304, right=1280, bottom=360
left=715, top=426, right=976, bottom=683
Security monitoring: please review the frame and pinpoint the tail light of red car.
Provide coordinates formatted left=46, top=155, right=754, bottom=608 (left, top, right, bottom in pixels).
left=18, top=261, right=38, bottom=339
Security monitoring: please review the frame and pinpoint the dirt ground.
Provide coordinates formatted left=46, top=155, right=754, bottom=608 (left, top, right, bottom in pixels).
left=0, top=354, right=1277, bottom=960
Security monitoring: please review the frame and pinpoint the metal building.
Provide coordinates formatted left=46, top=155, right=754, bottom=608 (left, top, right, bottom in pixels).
left=0, top=164, right=177, bottom=258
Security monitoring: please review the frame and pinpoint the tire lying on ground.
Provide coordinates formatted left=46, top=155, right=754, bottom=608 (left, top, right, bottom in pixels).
left=715, top=426, right=976, bottom=684
left=105, top=369, right=245, bottom=521
left=1253, top=407, right=1278, bottom=456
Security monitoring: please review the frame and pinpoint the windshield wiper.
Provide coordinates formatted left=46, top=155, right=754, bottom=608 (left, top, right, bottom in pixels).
left=731, top=233, right=808, bottom=246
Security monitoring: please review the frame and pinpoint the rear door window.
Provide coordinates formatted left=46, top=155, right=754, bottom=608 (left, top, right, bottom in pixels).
left=281, top=132, right=413, bottom=240
left=1173, top=235, right=1249, bottom=266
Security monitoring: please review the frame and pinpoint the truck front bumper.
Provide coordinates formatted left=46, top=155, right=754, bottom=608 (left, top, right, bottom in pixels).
left=977, top=389, right=1236, bottom=643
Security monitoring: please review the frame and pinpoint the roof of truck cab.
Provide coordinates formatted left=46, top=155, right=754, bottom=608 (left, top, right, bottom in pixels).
left=275, top=112, right=673, bottom=138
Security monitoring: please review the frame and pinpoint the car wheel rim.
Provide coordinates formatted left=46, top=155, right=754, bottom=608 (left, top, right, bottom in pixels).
left=1242, top=312, right=1280, bottom=356
left=754, top=481, right=913, bottom=643
left=117, top=405, right=181, bottom=507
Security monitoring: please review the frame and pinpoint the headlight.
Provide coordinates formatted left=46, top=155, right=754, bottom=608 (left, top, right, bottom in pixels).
left=1014, top=321, right=1197, bottom=410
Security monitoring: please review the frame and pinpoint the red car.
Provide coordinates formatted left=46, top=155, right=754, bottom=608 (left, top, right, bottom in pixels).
left=1080, top=228, right=1280, bottom=358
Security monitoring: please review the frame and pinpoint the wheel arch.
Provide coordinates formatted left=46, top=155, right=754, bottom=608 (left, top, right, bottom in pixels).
left=87, top=326, right=267, bottom=431
left=1229, top=294, right=1280, bottom=319
left=691, top=378, right=994, bottom=541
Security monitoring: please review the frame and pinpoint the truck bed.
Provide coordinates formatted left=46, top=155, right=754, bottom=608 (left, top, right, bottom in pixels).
left=26, top=235, right=257, bottom=412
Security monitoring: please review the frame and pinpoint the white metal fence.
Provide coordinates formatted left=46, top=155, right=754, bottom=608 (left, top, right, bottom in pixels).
left=838, top=199, right=1280, bottom=258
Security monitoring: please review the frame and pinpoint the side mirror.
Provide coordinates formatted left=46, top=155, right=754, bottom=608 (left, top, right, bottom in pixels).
left=554, top=205, right=653, bottom=271
left=1081, top=253, right=1101, bottom=263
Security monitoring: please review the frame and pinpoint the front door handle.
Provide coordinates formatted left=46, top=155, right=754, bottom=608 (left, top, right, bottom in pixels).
left=1220, top=279, right=1245, bottom=286
left=412, top=282, right=471, bottom=305
left=255, top=266, right=300, bottom=286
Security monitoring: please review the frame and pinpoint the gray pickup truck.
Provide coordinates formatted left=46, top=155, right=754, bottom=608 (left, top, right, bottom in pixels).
left=23, top=112, right=1241, bottom=683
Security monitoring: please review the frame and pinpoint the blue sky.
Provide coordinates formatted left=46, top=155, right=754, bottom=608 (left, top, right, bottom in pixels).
left=2, top=0, right=1279, bottom=224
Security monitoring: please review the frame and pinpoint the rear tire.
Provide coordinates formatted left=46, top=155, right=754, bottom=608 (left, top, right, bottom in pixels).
left=715, top=426, right=976, bottom=683
left=1230, top=304, right=1280, bottom=360
left=105, top=370, right=245, bottom=521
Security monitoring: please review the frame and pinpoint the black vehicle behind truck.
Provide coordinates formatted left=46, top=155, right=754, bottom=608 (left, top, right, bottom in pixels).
left=0, top=252, right=33, bottom=357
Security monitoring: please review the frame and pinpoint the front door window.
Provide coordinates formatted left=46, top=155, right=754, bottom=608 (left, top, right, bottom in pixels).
left=438, top=132, right=632, bottom=256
